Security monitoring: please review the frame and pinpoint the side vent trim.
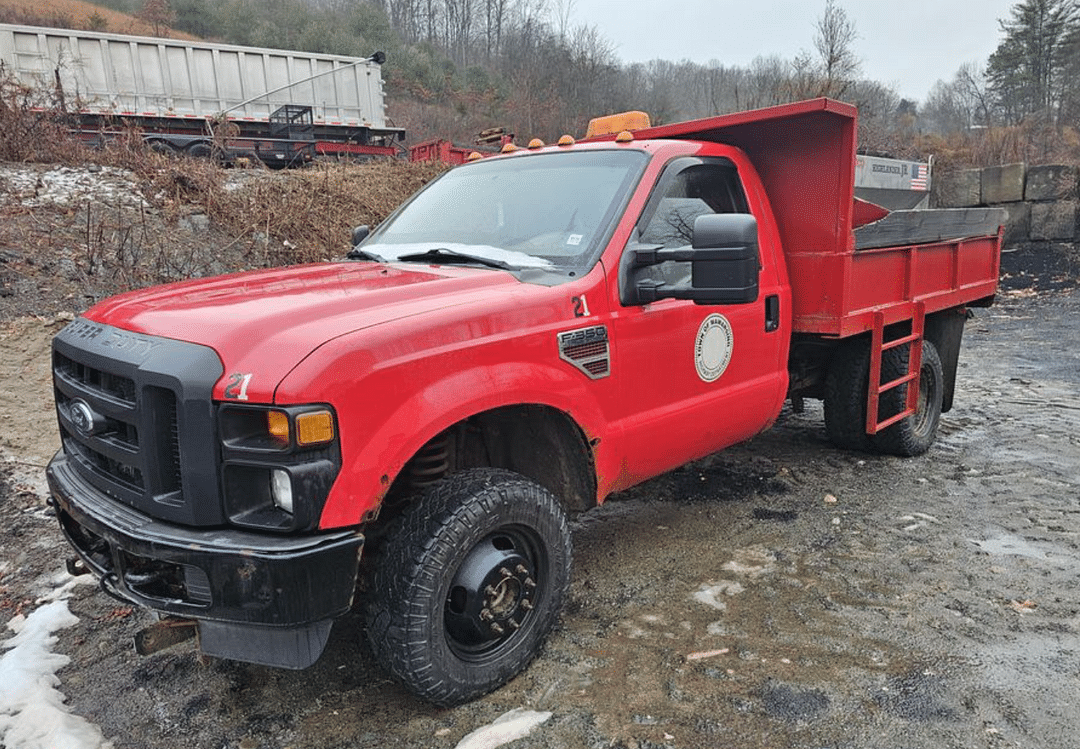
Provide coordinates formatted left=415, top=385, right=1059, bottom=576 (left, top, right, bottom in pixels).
left=557, top=325, right=611, bottom=380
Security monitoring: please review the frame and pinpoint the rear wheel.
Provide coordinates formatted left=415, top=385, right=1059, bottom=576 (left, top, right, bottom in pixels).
left=145, top=138, right=175, bottom=156
left=824, top=337, right=873, bottom=452
left=185, top=141, right=215, bottom=160
left=872, top=340, right=944, bottom=456
left=365, top=469, right=571, bottom=706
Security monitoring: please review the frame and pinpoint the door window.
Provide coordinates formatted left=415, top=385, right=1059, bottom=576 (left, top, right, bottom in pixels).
left=639, top=161, right=749, bottom=249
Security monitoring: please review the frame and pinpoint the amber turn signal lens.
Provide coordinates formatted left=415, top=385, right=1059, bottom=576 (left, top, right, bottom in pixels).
left=267, top=411, right=290, bottom=441
left=296, top=410, right=335, bottom=446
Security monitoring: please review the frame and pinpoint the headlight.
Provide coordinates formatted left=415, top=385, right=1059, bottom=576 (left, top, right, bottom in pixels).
left=218, top=404, right=341, bottom=532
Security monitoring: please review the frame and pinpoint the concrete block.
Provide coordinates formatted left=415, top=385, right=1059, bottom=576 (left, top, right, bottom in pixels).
left=1025, top=164, right=1078, bottom=201
left=981, top=163, right=1026, bottom=204
left=933, top=169, right=981, bottom=208
left=1000, top=202, right=1031, bottom=245
left=1030, top=200, right=1077, bottom=241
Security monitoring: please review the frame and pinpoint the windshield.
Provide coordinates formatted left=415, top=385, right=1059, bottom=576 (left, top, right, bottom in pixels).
left=361, top=149, right=647, bottom=278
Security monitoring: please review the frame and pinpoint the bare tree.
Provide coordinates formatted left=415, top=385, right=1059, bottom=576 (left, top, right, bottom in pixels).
left=813, top=0, right=860, bottom=98
left=139, top=0, right=177, bottom=37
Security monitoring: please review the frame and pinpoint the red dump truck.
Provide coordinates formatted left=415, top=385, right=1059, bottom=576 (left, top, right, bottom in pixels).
left=48, top=98, right=1002, bottom=706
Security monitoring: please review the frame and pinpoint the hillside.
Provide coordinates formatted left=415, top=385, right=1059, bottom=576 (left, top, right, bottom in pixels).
left=0, top=0, right=196, bottom=38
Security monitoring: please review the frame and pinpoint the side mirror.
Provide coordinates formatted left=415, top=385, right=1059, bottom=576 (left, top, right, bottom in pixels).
left=688, top=213, right=759, bottom=303
left=623, top=214, right=760, bottom=306
left=352, top=225, right=370, bottom=246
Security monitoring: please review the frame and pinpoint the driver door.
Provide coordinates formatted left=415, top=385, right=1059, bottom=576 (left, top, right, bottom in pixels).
left=606, top=157, right=788, bottom=488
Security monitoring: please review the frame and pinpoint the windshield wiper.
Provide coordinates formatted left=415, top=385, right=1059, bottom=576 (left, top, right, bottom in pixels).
left=394, top=248, right=513, bottom=270
left=346, top=247, right=389, bottom=262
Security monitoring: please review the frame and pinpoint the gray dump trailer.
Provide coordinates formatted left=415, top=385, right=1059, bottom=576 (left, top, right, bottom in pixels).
left=0, top=23, right=404, bottom=165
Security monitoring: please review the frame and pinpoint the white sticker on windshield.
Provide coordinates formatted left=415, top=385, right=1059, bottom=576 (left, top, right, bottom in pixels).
left=567, top=234, right=583, bottom=246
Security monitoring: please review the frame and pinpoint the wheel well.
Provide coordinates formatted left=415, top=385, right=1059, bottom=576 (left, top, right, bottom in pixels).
left=788, top=306, right=967, bottom=410
left=383, top=405, right=597, bottom=516
left=924, top=307, right=967, bottom=413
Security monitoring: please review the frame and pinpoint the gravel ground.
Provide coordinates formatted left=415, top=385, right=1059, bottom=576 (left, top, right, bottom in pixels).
left=0, top=284, right=1077, bottom=749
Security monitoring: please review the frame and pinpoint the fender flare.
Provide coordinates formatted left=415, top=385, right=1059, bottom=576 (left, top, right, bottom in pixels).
left=318, top=361, right=610, bottom=527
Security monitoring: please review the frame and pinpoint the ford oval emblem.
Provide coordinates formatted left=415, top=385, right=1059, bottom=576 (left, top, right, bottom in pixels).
left=69, top=399, right=100, bottom=437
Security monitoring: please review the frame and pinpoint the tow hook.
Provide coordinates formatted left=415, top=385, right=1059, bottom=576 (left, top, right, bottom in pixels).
left=134, top=617, right=198, bottom=656
left=66, top=557, right=91, bottom=577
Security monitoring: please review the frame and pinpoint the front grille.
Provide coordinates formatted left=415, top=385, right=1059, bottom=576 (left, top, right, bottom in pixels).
left=54, top=351, right=136, bottom=404
left=51, top=318, right=225, bottom=526
left=54, top=351, right=176, bottom=502
left=64, top=437, right=145, bottom=490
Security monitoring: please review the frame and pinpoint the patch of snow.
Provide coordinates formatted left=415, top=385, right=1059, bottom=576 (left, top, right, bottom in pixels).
left=692, top=580, right=744, bottom=610
left=0, top=165, right=147, bottom=209
left=721, top=546, right=778, bottom=578
left=36, top=570, right=96, bottom=604
left=454, top=708, right=552, bottom=749
left=706, top=621, right=729, bottom=636
left=0, top=579, right=111, bottom=749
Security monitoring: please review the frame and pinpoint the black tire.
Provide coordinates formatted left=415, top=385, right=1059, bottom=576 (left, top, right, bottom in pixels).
left=364, top=468, right=572, bottom=706
left=146, top=138, right=175, bottom=156
left=824, top=337, right=873, bottom=452
left=185, top=141, right=215, bottom=160
left=872, top=340, right=944, bottom=457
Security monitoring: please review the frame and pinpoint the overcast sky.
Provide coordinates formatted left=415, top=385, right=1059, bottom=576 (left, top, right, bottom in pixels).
left=567, top=0, right=1018, bottom=103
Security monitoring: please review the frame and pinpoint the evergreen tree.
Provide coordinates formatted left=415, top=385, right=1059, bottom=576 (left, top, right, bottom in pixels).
left=987, top=0, right=1080, bottom=126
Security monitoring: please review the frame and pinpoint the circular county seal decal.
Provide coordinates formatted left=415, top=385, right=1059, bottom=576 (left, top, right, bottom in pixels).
left=694, top=314, right=734, bottom=382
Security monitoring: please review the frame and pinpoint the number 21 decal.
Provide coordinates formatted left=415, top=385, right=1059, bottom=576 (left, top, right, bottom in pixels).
left=224, top=373, right=253, bottom=401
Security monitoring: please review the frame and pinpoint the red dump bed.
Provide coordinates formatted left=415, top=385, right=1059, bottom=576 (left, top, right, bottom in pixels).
left=630, top=98, right=1002, bottom=337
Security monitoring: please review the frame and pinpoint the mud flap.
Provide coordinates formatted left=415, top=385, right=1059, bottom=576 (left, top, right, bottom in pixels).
left=197, top=619, right=334, bottom=669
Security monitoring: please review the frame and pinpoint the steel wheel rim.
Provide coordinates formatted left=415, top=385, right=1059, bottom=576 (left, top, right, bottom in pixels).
left=443, top=525, right=547, bottom=663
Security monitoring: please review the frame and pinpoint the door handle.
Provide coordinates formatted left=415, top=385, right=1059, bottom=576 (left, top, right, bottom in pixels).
left=765, top=294, right=780, bottom=332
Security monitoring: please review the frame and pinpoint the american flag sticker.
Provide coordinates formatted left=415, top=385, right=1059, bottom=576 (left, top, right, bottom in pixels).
left=911, top=163, right=929, bottom=190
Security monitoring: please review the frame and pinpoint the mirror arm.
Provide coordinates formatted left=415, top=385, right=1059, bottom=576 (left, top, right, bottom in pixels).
left=626, top=243, right=665, bottom=268
left=636, top=282, right=747, bottom=304
left=631, top=245, right=749, bottom=267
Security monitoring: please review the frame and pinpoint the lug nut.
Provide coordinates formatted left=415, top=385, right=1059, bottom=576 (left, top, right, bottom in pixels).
left=515, top=564, right=528, bottom=575
left=508, top=619, right=521, bottom=631
left=490, top=623, right=505, bottom=635
left=480, top=608, right=494, bottom=621
left=524, top=577, right=536, bottom=589
left=499, top=567, right=513, bottom=579
left=521, top=599, right=534, bottom=611
left=484, top=585, right=497, bottom=596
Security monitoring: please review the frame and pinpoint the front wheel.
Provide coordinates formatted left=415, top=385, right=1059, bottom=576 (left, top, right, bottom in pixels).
left=365, top=469, right=572, bottom=706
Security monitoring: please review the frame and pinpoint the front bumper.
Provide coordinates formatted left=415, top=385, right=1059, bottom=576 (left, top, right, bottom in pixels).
left=48, top=451, right=364, bottom=668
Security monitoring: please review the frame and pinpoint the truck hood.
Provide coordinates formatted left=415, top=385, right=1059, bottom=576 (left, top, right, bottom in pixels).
left=85, top=262, right=522, bottom=398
